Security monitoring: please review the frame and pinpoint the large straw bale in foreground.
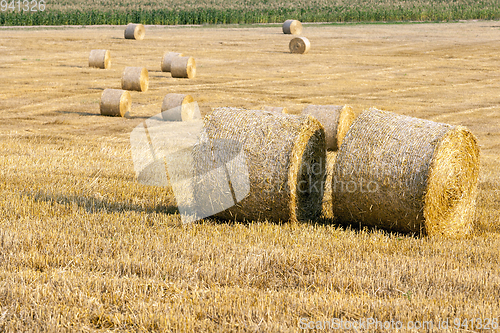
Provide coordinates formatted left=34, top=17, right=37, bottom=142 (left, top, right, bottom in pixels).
left=193, top=107, right=326, bottom=223
left=121, top=67, right=149, bottom=92
left=302, top=105, right=355, bottom=151
left=283, top=19, right=303, bottom=35
left=124, top=23, right=145, bottom=40
left=331, top=108, right=480, bottom=237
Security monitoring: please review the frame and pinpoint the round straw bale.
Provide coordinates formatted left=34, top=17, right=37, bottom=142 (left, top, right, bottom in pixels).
left=171, top=56, right=196, bottom=79
left=192, top=107, right=326, bottom=223
left=121, top=67, right=148, bottom=92
left=124, top=23, right=145, bottom=40
left=302, top=105, right=355, bottom=151
left=289, top=37, right=310, bottom=54
left=282, top=19, right=303, bottom=35
left=331, top=108, right=480, bottom=238
left=100, top=89, right=131, bottom=117
left=161, top=52, right=184, bottom=72
left=262, top=106, right=289, bottom=114
left=88, top=49, right=110, bottom=69
left=161, top=93, right=200, bottom=121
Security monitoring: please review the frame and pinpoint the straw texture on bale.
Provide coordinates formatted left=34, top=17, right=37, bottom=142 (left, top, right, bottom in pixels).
left=331, top=108, right=480, bottom=237
left=121, top=67, right=149, bottom=92
left=282, top=19, right=303, bottom=35
left=302, top=105, right=355, bottom=151
left=161, top=93, right=199, bottom=121
left=88, top=49, right=110, bottom=69
left=124, top=23, right=145, bottom=40
left=171, top=56, right=196, bottom=79
left=289, top=37, right=310, bottom=54
left=100, top=89, right=131, bottom=117
left=262, top=106, right=289, bottom=114
left=192, top=107, right=326, bottom=223
left=161, top=52, right=184, bottom=72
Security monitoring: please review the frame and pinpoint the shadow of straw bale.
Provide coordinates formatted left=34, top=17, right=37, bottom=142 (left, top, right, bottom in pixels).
left=26, top=190, right=179, bottom=215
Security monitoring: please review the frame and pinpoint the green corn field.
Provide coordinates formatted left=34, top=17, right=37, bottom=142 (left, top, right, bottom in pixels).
left=1, top=0, right=500, bottom=25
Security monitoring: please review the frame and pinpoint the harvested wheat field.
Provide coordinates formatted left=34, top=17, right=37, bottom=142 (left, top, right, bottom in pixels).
left=0, top=22, right=500, bottom=331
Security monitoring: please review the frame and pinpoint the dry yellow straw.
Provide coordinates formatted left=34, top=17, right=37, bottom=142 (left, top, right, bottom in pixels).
left=302, top=105, right=355, bottom=151
left=88, top=49, right=110, bottom=69
left=121, top=67, right=149, bottom=92
left=100, top=89, right=131, bottom=117
left=331, top=108, right=480, bottom=238
left=161, top=52, right=184, bottom=72
left=171, top=56, right=196, bottom=79
left=193, top=107, right=326, bottom=223
left=289, top=37, right=310, bottom=54
left=124, top=23, right=145, bottom=40
left=161, top=93, right=199, bottom=121
left=282, top=20, right=303, bottom=35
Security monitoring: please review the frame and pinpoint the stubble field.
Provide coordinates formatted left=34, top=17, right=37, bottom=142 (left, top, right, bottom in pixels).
left=0, top=21, right=499, bottom=331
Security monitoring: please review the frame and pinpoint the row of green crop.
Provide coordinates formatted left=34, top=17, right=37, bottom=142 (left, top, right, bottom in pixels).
left=1, top=6, right=500, bottom=26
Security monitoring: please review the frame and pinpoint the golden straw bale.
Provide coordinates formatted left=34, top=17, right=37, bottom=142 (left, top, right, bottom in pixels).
left=124, top=23, right=145, bottom=40
left=331, top=108, right=480, bottom=238
left=193, top=107, right=326, bottom=223
left=161, top=93, right=200, bottom=121
left=289, top=37, right=310, bottom=54
left=171, top=56, right=196, bottom=79
left=88, top=49, right=110, bottom=69
left=100, top=89, right=131, bottom=117
left=121, top=67, right=149, bottom=92
left=161, top=52, right=184, bottom=72
left=282, top=19, right=303, bottom=35
left=302, top=105, right=355, bottom=151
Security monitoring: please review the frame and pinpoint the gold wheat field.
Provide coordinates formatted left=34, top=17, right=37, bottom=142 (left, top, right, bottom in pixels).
left=0, top=22, right=499, bottom=331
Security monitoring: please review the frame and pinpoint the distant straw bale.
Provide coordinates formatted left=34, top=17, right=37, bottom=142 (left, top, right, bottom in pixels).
left=161, top=52, right=184, bottom=72
left=193, top=107, right=326, bottom=223
left=171, top=56, right=196, bottom=79
left=121, top=67, right=149, bottom=92
left=302, top=105, right=355, bottom=151
left=161, top=93, right=199, bottom=121
left=289, top=37, right=310, bottom=54
left=282, top=20, right=303, bottom=35
left=124, top=23, right=145, bottom=40
left=100, top=89, right=131, bottom=117
left=331, top=108, right=480, bottom=238
left=88, top=49, right=110, bottom=69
